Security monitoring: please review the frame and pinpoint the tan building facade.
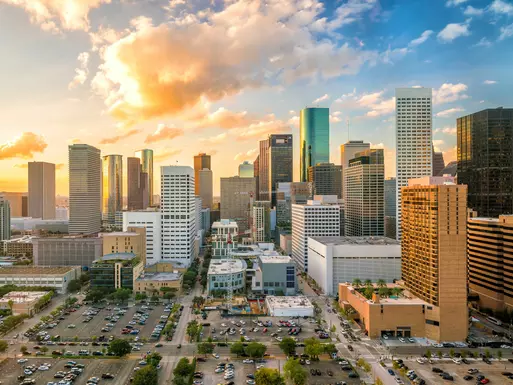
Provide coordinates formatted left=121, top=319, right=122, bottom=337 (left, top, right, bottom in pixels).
left=28, top=162, right=56, bottom=220
left=101, top=230, right=146, bottom=266
left=220, top=176, right=257, bottom=234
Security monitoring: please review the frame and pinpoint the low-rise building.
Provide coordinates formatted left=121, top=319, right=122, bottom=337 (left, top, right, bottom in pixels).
left=33, top=236, right=102, bottom=267
left=279, top=234, right=292, bottom=255
left=0, top=291, right=51, bottom=316
left=0, top=266, right=82, bottom=293
left=101, top=230, right=146, bottom=265
left=134, top=271, right=182, bottom=296
left=265, top=295, right=314, bottom=317
left=90, top=253, right=144, bottom=290
left=11, top=217, right=69, bottom=233
left=308, top=236, right=401, bottom=296
left=123, top=210, right=161, bottom=264
left=207, top=259, right=247, bottom=295
left=252, top=254, right=296, bottom=295
left=1, top=236, right=34, bottom=256
left=211, top=219, right=239, bottom=257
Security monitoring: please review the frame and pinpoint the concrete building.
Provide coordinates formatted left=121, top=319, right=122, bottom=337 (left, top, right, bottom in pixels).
left=220, top=176, right=256, bottom=234
left=280, top=234, right=292, bottom=255
left=1, top=235, right=34, bottom=256
left=123, top=210, right=161, bottom=264
left=102, top=155, right=123, bottom=225
left=0, top=291, right=51, bottom=316
left=127, top=157, right=149, bottom=210
left=161, top=166, right=196, bottom=265
left=90, top=252, right=144, bottom=290
left=28, top=161, right=55, bottom=219
left=0, top=267, right=82, bottom=294
left=308, top=163, right=342, bottom=198
left=101, top=231, right=146, bottom=265
left=0, top=199, right=10, bottom=241
left=198, top=169, right=213, bottom=209
left=0, top=192, right=27, bottom=217
left=291, top=199, right=340, bottom=271
left=265, top=295, right=314, bottom=317
left=401, top=176, right=468, bottom=342
left=267, top=134, right=293, bottom=206
left=252, top=254, right=296, bottom=295
left=300, top=107, right=329, bottom=182
left=384, top=177, right=396, bottom=240
left=252, top=201, right=271, bottom=242
left=395, top=88, right=433, bottom=239
left=201, top=208, right=211, bottom=232
left=56, top=207, right=68, bottom=220
left=211, top=219, right=239, bottom=258
left=340, top=141, right=370, bottom=202
left=432, top=150, right=445, bottom=177
left=194, top=153, right=211, bottom=198
left=11, top=217, right=68, bottom=233
left=69, top=144, right=102, bottom=235
left=135, top=149, right=154, bottom=207
left=258, top=139, right=270, bottom=201
left=307, top=236, right=401, bottom=296
left=33, top=236, right=102, bottom=267
left=134, top=271, right=182, bottom=296
left=239, top=161, right=254, bottom=178
left=207, top=259, right=247, bottom=294
left=345, top=149, right=384, bottom=236
left=254, top=154, right=260, bottom=200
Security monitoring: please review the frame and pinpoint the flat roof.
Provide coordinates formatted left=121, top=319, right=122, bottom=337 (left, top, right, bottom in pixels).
left=208, top=259, right=246, bottom=275
left=266, top=295, right=313, bottom=309
left=101, top=232, right=139, bottom=237
left=259, top=254, right=292, bottom=264
left=212, top=220, right=238, bottom=228
left=136, top=272, right=182, bottom=282
left=470, top=217, right=500, bottom=222
left=310, top=236, right=400, bottom=246
left=3, top=236, right=34, bottom=244
left=0, top=266, right=79, bottom=275
left=0, top=291, right=49, bottom=304
left=101, top=252, right=137, bottom=261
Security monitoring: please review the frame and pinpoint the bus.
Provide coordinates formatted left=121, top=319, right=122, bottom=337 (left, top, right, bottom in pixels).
left=486, top=316, right=503, bottom=326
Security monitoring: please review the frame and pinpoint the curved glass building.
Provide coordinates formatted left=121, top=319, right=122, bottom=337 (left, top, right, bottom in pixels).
left=102, top=155, right=123, bottom=225
left=299, top=107, right=330, bottom=182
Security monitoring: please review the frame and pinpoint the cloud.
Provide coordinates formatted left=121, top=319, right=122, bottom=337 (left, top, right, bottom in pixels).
left=199, top=133, right=228, bottom=144
left=145, top=124, right=184, bottom=144
left=434, top=126, right=457, bottom=135
left=99, top=128, right=142, bottom=144
left=433, top=83, right=468, bottom=104
left=489, top=0, right=513, bottom=15
left=327, top=0, right=381, bottom=30
left=55, top=163, right=65, bottom=170
left=330, top=114, right=342, bottom=123
left=499, top=23, right=513, bottom=40
left=334, top=88, right=395, bottom=117
left=13, top=164, right=28, bottom=169
left=234, top=148, right=258, bottom=161
left=474, top=37, right=492, bottom=47
left=90, top=26, right=128, bottom=52
left=193, top=107, right=250, bottom=130
left=433, top=139, right=445, bottom=152
left=438, top=21, right=471, bottom=42
left=443, top=146, right=457, bottom=163
left=435, top=107, right=465, bottom=117
left=312, top=94, right=330, bottom=104
left=235, top=116, right=290, bottom=141
left=0, top=132, right=47, bottom=160
left=68, top=52, right=90, bottom=89
left=483, top=80, right=498, bottom=85
left=446, top=0, right=468, bottom=6
left=0, top=0, right=111, bottom=32
left=287, top=116, right=299, bottom=127
left=408, top=30, right=433, bottom=47
left=154, top=149, right=182, bottom=162
left=68, top=138, right=82, bottom=144
left=463, top=5, right=484, bottom=16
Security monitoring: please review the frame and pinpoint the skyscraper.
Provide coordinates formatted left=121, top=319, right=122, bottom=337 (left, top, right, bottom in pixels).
left=28, top=161, right=55, bottom=219
left=401, top=176, right=467, bottom=341
left=268, top=134, right=293, bottom=207
left=457, top=108, right=513, bottom=217
left=160, top=166, right=196, bottom=265
left=384, top=177, right=396, bottom=239
left=254, top=155, right=260, bottom=200
left=194, top=152, right=211, bottom=194
left=308, top=163, right=342, bottom=198
left=238, top=161, right=254, bottom=177
left=395, top=87, right=433, bottom=239
left=69, top=144, right=101, bottom=235
left=198, top=169, right=213, bottom=209
left=102, top=155, right=123, bottom=225
left=220, top=176, right=256, bottom=234
left=299, top=107, right=329, bottom=182
left=127, top=157, right=149, bottom=210
left=258, top=140, right=270, bottom=201
left=0, top=192, right=27, bottom=217
left=135, top=149, right=154, bottom=206
left=432, top=150, right=445, bottom=177
left=252, top=201, right=271, bottom=242
left=340, top=141, right=370, bottom=201
left=0, top=199, right=10, bottom=241
left=345, top=149, right=384, bottom=236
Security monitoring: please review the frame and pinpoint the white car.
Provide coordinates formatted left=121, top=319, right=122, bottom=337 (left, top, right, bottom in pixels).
left=18, top=359, right=28, bottom=364
left=452, top=358, right=462, bottom=365
left=212, top=353, right=220, bottom=359
left=243, top=359, right=254, bottom=364
left=39, top=366, right=50, bottom=371
left=398, top=337, right=406, bottom=343
left=383, top=335, right=389, bottom=340
left=305, top=360, right=311, bottom=365
left=240, top=321, right=246, bottom=325
left=133, top=367, right=140, bottom=371
left=395, top=378, right=404, bottom=384
left=256, top=364, right=264, bottom=369
left=416, top=358, right=426, bottom=364
left=67, top=324, right=76, bottom=328
left=221, top=323, right=227, bottom=327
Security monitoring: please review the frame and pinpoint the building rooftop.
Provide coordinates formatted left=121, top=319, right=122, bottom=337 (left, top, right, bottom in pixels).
left=2, top=236, right=35, bottom=244
left=208, top=259, right=247, bottom=275
left=0, top=291, right=49, bottom=304
left=310, top=236, right=400, bottom=246
left=136, top=272, right=182, bottom=282
left=100, top=252, right=137, bottom=261
left=101, top=232, right=139, bottom=237
left=259, top=254, right=292, bottom=264
left=0, top=266, right=79, bottom=275
left=266, top=295, right=313, bottom=309
left=212, top=220, right=238, bottom=228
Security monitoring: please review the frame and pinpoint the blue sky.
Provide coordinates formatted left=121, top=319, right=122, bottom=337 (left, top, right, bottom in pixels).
left=0, top=0, right=512, bottom=194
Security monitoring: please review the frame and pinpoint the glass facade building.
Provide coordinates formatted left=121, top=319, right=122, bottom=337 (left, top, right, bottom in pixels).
left=299, top=108, right=330, bottom=182
left=135, top=149, right=154, bottom=207
left=102, top=155, right=123, bottom=225
left=269, top=134, right=293, bottom=206
left=457, top=108, right=513, bottom=217
left=90, top=253, right=143, bottom=290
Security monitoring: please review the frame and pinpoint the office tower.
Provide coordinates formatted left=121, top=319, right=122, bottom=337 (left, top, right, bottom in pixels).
left=254, top=155, right=260, bottom=200
left=468, top=214, right=513, bottom=311
left=340, top=141, right=370, bottom=201
left=220, top=176, right=256, bottom=234
left=160, top=166, right=196, bottom=265
left=33, top=236, right=102, bottom=266
left=194, top=152, right=211, bottom=194
left=308, top=163, right=342, bottom=198
left=0, top=199, right=10, bottom=240
left=135, top=149, right=154, bottom=206
left=239, top=161, right=254, bottom=177
left=395, top=87, right=433, bottom=239
left=198, top=169, right=213, bottom=209
left=268, top=134, right=293, bottom=206
left=127, top=157, right=148, bottom=210
left=345, top=149, right=384, bottom=236
left=291, top=199, right=340, bottom=272
left=401, top=176, right=467, bottom=341
left=28, top=162, right=56, bottom=219
left=438, top=161, right=457, bottom=177
left=102, top=155, right=123, bottom=225
left=384, top=177, right=397, bottom=239
left=0, top=192, right=27, bottom=217
left=299, top=107, right=330, bottom=182
left=457, top=108, right=513, bottom=217
left=123, top=211, right=162, bottom=264
left=69, top=144, right=101, bottom=235
left=258, top=140, right=270, bottom=201
left=432, top=150, right=445, bottom=177
left=252, top=201, right=271, bottom=242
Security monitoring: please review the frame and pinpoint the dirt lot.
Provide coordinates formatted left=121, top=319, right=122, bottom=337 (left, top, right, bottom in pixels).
left=0, top=357, right=137, bottom=385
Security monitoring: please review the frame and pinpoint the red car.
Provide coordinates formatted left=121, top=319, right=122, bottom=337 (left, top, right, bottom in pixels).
left=480, top=379, right=489, bottom=384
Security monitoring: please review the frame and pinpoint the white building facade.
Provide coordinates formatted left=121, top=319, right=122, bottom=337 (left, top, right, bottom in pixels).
left=123, top=211, right=161, bottom=264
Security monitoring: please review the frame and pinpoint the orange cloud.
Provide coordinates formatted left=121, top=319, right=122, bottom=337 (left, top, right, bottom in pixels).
left=56, top=163, right=65, bottom=170
left=13, top=163, right=28, bottom=169
left=145, top=124, right=184, bottom=144
left=0, top=132, right=47, bottom=160
left=99, top=128, right=142, bottom=144
left=235, top=116, right=290, bottom=141
left=154, top=149, right=182, bottom=163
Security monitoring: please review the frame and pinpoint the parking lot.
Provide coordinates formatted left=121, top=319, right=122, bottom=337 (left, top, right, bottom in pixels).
left=0, top=357, right=137, bottom=385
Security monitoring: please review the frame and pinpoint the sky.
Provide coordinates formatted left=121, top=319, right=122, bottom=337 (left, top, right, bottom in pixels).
left=0, top=0, right=512, bottom=196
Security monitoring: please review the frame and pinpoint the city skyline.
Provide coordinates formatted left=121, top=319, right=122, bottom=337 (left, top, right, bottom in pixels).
left=1, top=0, right=512, bottom=195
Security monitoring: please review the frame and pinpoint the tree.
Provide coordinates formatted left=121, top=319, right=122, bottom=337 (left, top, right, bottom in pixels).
left=112, top=288, right=132, bottom=302
left=255, top=368, right=285, bottom=385
left=132, top=365, right=158, bottom=385
left=135, top=292, right=147, bottom=301
left=173, top=358, right=194, bottom=378
left=425, top=349, right=432, bottom=359
left=437, top=351, right=443, bottom=359
left=7, top=299, right=14, bottom=312
left=230, top=342, right=246, bottom=357
left=378, top=287, right=389, bottom=298
left=449, top=348, right=455, bottom=358
left=391, top=287, right=402, bottom=297
left=67, top=280, right=82, bottom=293
left=284, top=359, right=307, bottom=385
left=108, top=339, right=132, bottom=357
left=364, top=286, right=374, bottom=299
left=304, top=338, right=323, bottom=360
left=40, top=346, right=49, bottom=354
left=163, top=292, right=175, bottom=301
left=246, top=342, right=267, bottom=358
left=0, top=340, right=8, bottom=352
left=85, top=288, right=107, bottom=303
left=279, top=337, right=297, bottom=356
left=20, top=345, right=28, bottom=354
left=352, top=278, right=362, bottom=288
left=376, top=379, right=384, bottom=385
left=145, top=352, right=162, bottom=367
left=485, top=349, right=492, bottom=359
left=197, top=342, right=215, bottom=356
left=376, top=279, right=386, bottom=288
left=324, top=344, right=337, bottom=355
left=186, top=320, right=200, bottom=342
left=364, top=279, right=373, bottom=287
left=192, top=296, right=205, bottom=308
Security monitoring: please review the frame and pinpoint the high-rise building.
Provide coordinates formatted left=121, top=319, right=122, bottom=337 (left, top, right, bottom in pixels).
left=300, top=107, right=330, bottom=182
left=308, top=163, right=342, bottom=198
left=345, top=149, right=384, bottom=236
left=102, top=155, right=123, bottom=225
left=69, top=144, right=101, bottom=235
left=0, top=192, right=27, bottom=217
left=432, top=150, right=445, bottom=177
left=194, top=152, right=211, bottom=194
left=28, top=162, right=56, bottom=219
left=340, top=141, right=370, bottom=201
left=291, top=199, right=340, bottom=272
left=252, top=201, right=271, bottom=242
left=258, top=140, right=270, bottom=201
left=127, top=157, right=149, bottom=210
left=135, top=149, right=154, bottom=206
left=401, top=176, right=467, bottom=341
left=457, top=108, right=513, bottom=217
left=220, top=176, right=256, bottom=234
left=268, top=134, right=293, bottom=206
left=160, top=166, right=196, bottom=265
left=123, top=211, right=162, bottom=264
left=238, top=161, right=254, bottom=178
left=395, top=87, right=433, bottom=239
left=384, top=177, right=397, bottom=239
left=198, top=169, right=213, bottom=209
left=0, top=199, right=11, bottom=241
left=253, top=155, right=260, bottom=200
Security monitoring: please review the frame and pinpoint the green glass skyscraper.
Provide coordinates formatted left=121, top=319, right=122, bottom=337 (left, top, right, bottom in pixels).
left=300, top=107, right=330, bottom=182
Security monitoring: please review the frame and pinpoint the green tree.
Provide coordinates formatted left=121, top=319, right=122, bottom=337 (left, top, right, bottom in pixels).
left=197, top=342, right=215, bottom=356
left=112, top=288, right=132, bottom=302
left=425, top=349, right=432, bottom=359
left=278, top=337, right=297, bottom=356
left=391, top=287, right=402, bottom=297
left=498, top=350, right=503, bottom=361
left=246, top=342, right=267, bottom=358
left=186, top=320, right=200, bottom=342
left=163, top=292, right=175, bottom=301
left=20, top=345, right=28, bottom=354
left=449, top=348, right=455, bottom=358
left=364, top=279, right=373, bottom=287
left=255, top=368, right=285, bottom=385
left=0, top=340, right=8, bottom=352
left=376, top=378, right=384, bottom=385
left=437, top=351, right=443, bottom=359
left=364, top=286, right=374, bottom=299
left=146, top=352, right=162, bottom=367
left=7, top=299, right=14, bottom=312
left=108, top=339, right=132, bottom=357
left=378, top=287, right=389, bottom=298
left=173, top=357, right=194, bottom=378
left=304, top=338, right=323, bottom=360
left=485, top=349, right=492, bottom=359
left=192, top=296, right=205, bottom=308
left=135, top=292, right=147, bottom=301
left=230, top=341, right=246, bottom=357
left=85, top=288, right=107, bottom=303
left=40, top=346, right=49, bottom=354
left=284, top=359, right=307, bottom=385
left=352, top=278, right=362, bottom=288
left=67, top=280, right=82, bottom=293
left=376, top=279, right=386, bottom=288
left=324, top=344, right=337, bottom=355
left=132, top=365, right=158, bottom=385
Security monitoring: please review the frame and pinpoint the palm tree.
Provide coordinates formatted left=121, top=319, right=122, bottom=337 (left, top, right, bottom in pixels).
left=352, top=278, right=362, bottom=288
left=7, top=299, right=14, bottom=313
left=391, top=287, right=402, bottom=297
left=364, top=279, right=373, bottom=287
left=377, top=279, right=386, bottom=288
left=378, top=287, right=389, bottom=298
